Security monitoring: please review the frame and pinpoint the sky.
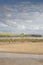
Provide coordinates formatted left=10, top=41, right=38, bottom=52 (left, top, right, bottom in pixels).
left=0, top=0, right=43, bottom=35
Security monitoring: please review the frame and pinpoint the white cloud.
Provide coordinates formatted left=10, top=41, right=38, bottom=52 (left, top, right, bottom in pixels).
left=31, top=26, right=40, bottom=30
left=17, top=25, right=26, bottom=30
left=6, top=20, right=17, bottom=27
left=23, top=25, right=40, bottom=30
left=0, top=2, right=43, bottom=34
left=25, top=20, right=32, bottom=23
left=6, top=14, right=12, bottom=17
left=0, top=23, right=8, bottom=28
left=22, top=25, right=26, bottom=30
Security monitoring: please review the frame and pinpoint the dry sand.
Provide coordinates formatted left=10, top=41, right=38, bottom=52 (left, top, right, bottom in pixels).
left=0, top=42, right=43, bottom=54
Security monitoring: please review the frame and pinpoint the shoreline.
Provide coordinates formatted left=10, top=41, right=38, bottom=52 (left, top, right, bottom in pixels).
left=0, top=53, right=43, bottom=58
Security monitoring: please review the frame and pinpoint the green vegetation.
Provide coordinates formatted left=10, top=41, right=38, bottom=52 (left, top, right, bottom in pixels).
left=0, top=32, right=42, bottom=37
left=0, top=32, right=15, bottom=37
left=0, top=32, right=43, bottom=42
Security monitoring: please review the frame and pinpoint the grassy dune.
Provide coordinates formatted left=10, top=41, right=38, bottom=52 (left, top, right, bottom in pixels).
left=0, top=32, right=42, bottom=37
left=0, top=32, right=43, bottom=42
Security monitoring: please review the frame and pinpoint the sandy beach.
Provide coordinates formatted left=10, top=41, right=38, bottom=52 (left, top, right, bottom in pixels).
left=0, top=42, right=43, bottom=54
left=0, top=42, right=43, bottom=65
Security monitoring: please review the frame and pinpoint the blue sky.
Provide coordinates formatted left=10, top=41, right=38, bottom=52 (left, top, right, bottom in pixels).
left=0, top=0, right=43, bottom=5
left=0, top=0, right=43, bottom=35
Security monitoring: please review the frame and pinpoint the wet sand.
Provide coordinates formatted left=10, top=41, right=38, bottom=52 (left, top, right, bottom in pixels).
left=0, top=53, right=43, bottom=65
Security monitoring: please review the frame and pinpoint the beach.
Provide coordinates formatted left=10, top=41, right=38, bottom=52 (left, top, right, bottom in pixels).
left=0, top=42, right=43, bottom=54
left=0, top=53, right=43, bottom=65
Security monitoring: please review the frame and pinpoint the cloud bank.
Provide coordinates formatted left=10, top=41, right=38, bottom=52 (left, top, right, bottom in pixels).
left=0, top=2, right=43, bottom=34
